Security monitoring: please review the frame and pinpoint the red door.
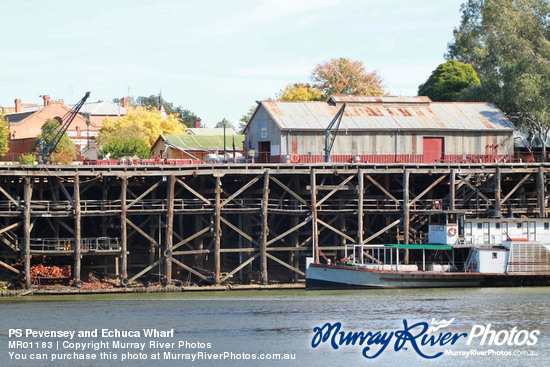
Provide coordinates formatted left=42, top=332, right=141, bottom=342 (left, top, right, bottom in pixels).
left=423, top=137, right=444, bottom=163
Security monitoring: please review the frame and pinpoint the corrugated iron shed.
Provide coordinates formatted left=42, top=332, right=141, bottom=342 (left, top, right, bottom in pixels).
left=261, top=100, right=514, bottom=132
left=160, top=134, right=245, bottom=152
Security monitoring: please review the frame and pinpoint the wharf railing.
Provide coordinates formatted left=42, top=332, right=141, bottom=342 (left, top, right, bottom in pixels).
left=30, top=237, right=121, bottom=253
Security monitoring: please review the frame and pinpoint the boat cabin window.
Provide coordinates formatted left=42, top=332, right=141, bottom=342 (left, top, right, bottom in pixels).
left=545, top=223, right=549, bottom=230
left=477, top=223, right=483, bottom=229
left=495, top=223, right=501, bottom=229
left=517, top=223, right=522, bottom=228
left=492, top=252, right=498, bottom=259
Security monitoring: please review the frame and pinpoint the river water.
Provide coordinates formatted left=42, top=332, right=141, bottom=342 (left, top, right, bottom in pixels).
left=1, top=287, right=549, bottom=366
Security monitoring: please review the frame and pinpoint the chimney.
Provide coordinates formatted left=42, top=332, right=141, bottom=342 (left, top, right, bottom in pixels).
left=14, top=99, right=21, bottom=113
left=121, top=97, right=129, bottom=108
left=43, top=95, right=50, bottom=106
left=194, top=117, right=201, bottom=129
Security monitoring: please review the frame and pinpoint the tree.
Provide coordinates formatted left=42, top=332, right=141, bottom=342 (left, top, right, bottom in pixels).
left=99, top=106, right=185, bottom=158
left=33, top=119, right=77, bottom=164
left=277, top=83, right=325, bottom=101
left=135, top=95, right=198, bottom=128
left=0, top=112, right=9, bottom=156
left=238, top=105, right=257, bottom=132
left=99, top=135, right=151, bottom=159
left=447, top=0, right=550, bottom=159
left=215, top=119, right=237, bottom=131
left=311, top=57, right=386, bottom=97
left=418, top=60, right=480, bottom=101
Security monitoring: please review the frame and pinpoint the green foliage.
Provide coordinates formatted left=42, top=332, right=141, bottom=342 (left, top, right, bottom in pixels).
left=51, top=145, right=76, bottom=165
left=418, top=60, right=480, bottom=101
left=100, top=135, right=151, bottom=159
left=34, top=119, right=77, bottom=160
left=447, top=0, right=550, bottom=158
left=277, top=83, right=325, bottom=101
left=135, top=95, right=198, bottom=128
left=0, top=112, right=9, bottom=156
left=18, top=154, right=35, bottom=165
left=238, top=105, right=257, bottom=132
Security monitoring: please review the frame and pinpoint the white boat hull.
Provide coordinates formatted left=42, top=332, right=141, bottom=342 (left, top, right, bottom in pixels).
left=306, top=264, right=489, bottom=289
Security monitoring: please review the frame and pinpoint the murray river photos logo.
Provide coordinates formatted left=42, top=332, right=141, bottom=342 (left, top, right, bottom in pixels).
left=311, top=318, right=540, bottom=359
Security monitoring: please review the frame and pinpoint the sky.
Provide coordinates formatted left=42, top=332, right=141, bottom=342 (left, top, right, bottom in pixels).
left=0, top=0, right=465, bottom=127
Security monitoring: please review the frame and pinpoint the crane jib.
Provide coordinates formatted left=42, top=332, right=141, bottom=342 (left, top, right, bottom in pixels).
left=324, top=103, right=346, bottom=163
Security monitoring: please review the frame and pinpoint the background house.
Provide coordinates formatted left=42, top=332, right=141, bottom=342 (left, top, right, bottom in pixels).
left=242, top=95, right=515, bottom=163
left=2, top=95, right=126, bottom=161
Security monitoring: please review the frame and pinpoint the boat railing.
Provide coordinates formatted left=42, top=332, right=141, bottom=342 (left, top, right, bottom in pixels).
left=345, top=244, right=401, bottom=271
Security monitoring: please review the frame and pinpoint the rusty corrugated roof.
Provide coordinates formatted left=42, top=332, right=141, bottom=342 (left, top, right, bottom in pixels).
left=261, top=100, right=514, bottom=131
left=329, top=95, right=432, bottom=104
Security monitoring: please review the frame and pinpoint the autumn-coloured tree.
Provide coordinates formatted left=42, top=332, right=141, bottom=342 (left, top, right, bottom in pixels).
left=0, top=112, right=9, bottom=156
left=99, top=106, right=185, bottom=157
left=277, top=83, right=325, bottom=101
left=311, top=58, right=386, bottom=97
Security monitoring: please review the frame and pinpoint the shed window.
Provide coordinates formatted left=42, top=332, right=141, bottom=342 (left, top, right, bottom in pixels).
left=492, top=252, right=498, bottom=259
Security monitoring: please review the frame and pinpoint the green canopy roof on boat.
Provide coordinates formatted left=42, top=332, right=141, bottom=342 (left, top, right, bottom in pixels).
left=384, top=244, right=453, bottom=250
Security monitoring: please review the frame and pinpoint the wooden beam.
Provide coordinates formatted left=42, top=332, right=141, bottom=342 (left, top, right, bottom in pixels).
left=260, top=170, right=269, bottom=285
left=270, top=176, right=308, bottom=205
left=408, top=174, right=447, bottom=207
left=165, top=174, right=175, bottom=282
left=172, top=226, right=211, bottom=251
left=0, top=260, right=20, bottom=274
left=538, top=166, right=546, bottom=217
left=317, top=218, right=354, bottom=242
left=172, top=249, right=211, bottom=255
left=128, top=258, right=162, bottom=283
left=0, top=186, right=20, bottom=209
left=316, top=174, right=355, bottom=207
left=220, top=216, right=257, bottom=245
left=127, top=180, right=162, bottom=209
left=219, top=253, right=259, bottom=284
left=501, top=173, right=531, bottom=204
left=58, top=178, right=75, bottom=208
left=214, top=176, right=221, bottom=283
left=449, top=169, right=456, bottom=211
left=494, top=167, right=501, bottom=218
left=266, top=253, right=305, bottom=276
left=23, top=177, right=32, bottom=289
left=171, top=257, right=213, bottom=283
left=266, top=220, right=308, bottom=246
left=403, top=169, right=410, bottom=246
left=120, top=177, right=128, bottom=282
left=365, top=174, right=400, bottom=204
left=310, top=169, right=319, bottom=263
left=126, top=218, right=159, bottom=247
left=176, top=178, right=212, bottom=206
left=461, top=178, right=493, bottom=205
left=0, top=222, right=21, bottom=235
left=74, top=174, right=82, bottom=284
left=357, top=169, right=364, bottom=244
left=363, top=218, right=402, bottom=244
left=219, top=175, right=261, bottom=208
